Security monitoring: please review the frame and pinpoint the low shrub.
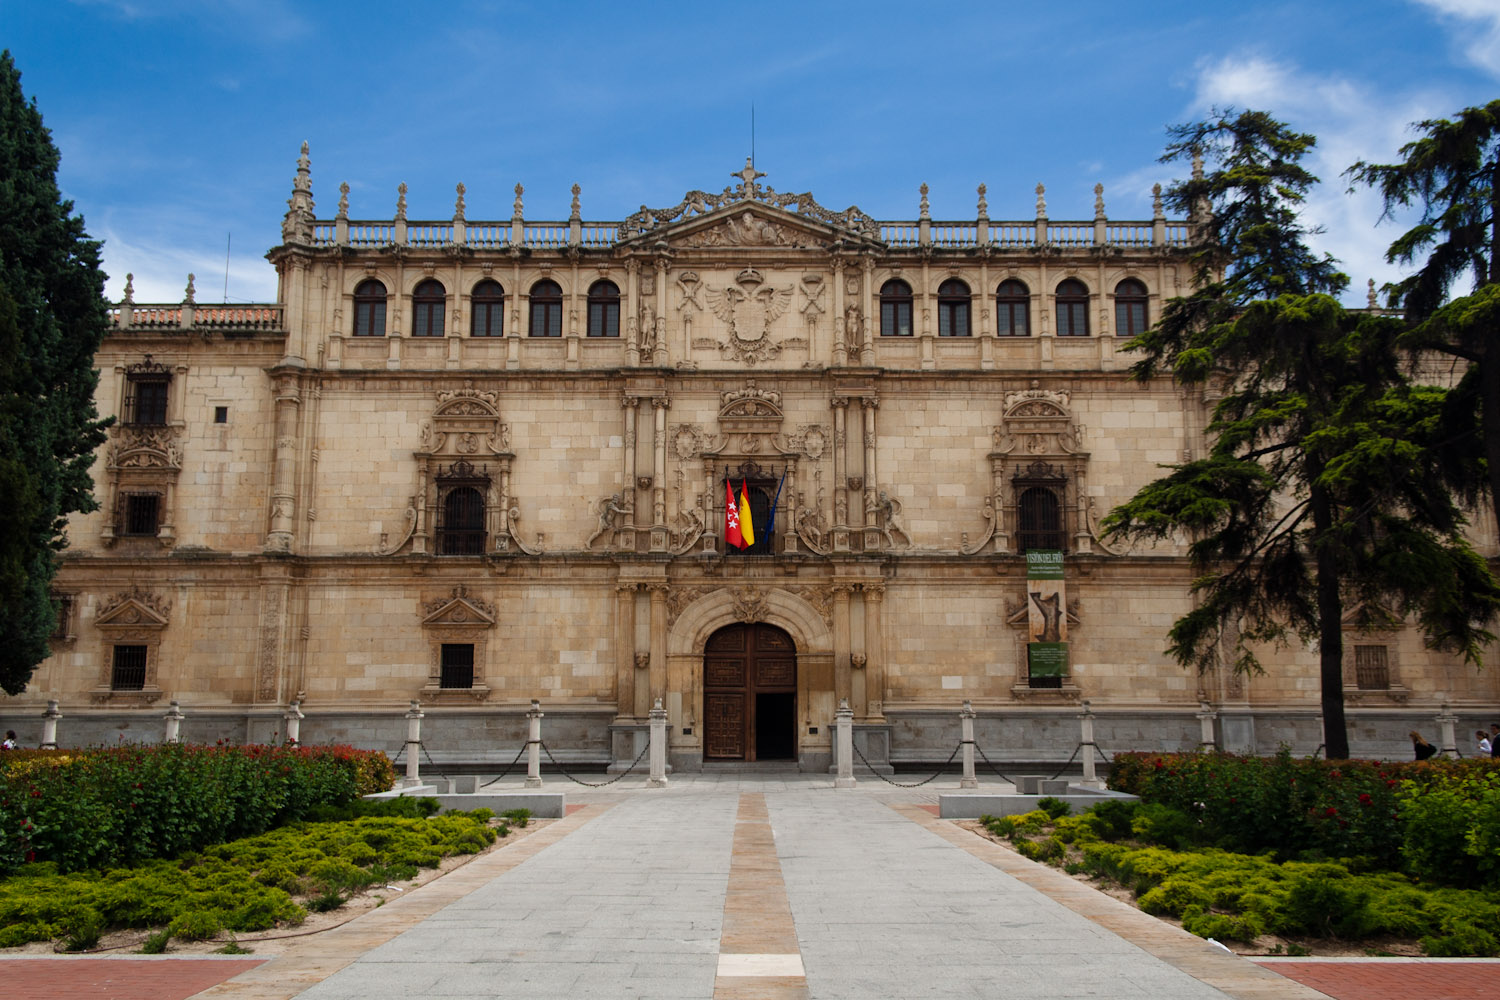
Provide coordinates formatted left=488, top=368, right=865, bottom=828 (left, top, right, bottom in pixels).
left=0, top=743, right=396, bottom=875
left=1036, top=797, right=1071, bottom=819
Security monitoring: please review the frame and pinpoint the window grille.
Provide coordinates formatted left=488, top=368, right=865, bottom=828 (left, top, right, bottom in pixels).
left=111, top=645, right=147, bottom=691
left=1016, top=486, right=1065, bottom=553
left=440, top=644, right=475, bottom=689
left=121, top=492, right=161, bottom=536
left=1354, top=645, right=1390, bottom=690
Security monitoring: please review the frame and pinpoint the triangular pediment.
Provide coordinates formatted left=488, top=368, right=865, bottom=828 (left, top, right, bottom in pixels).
left=421, top=588, right=495, bottom=628
left=96, top=593, right=170, bottom=629
left=663, top=203, right=836, bottom=250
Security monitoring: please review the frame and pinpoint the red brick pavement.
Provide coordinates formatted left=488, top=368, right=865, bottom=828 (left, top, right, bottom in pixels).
left=1254, top=958, right=1500, bottom=1000
left=4, top=956, right=264, bottom=1000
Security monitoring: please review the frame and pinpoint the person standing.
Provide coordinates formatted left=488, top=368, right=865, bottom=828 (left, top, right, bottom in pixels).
left=1478, top=729, right=1493, bottom=756
left=1, top=730, right=15, bottom=750
left=1410, top=730, right=1437, bottom=761
left=1490, top=723, right=1499, bottom=758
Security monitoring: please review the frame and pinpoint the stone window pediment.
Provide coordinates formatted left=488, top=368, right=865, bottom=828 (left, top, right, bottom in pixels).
left=92, top=589, right=170, bottom=704
left=420, top=586, right=493, bottom=701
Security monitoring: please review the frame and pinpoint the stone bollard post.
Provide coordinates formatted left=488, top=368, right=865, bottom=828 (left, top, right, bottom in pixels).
left=283, top=699, right=304, bottom=745
left=648, top=698, right=668, bottom=788
left=402, top=699, right=424, bottom=786
left=959, top=700, right=978, bottom=789
left=1078, top=699, right=1098, bottom=787
left=835, top=699, right=855, bottom=789
left=1436, top=703, right=1459, bottom=759
left=163, top=700, right=185, bottom=743
left=1196, top=700, right=1218, bottom=750
left=525, top=699, right=544, bottom=788
left=40, top=700, right=61, bottom=750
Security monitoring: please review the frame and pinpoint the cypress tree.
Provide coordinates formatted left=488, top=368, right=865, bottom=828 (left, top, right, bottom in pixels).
left=0, top=50, right=110, bottom=694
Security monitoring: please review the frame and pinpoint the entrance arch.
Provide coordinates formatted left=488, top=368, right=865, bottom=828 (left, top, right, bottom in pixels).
left=703, top=623, right=797, bottom=761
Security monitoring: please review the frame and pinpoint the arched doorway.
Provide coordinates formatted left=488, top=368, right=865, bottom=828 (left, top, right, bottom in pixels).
left=703, top=623, right=797, bottom=761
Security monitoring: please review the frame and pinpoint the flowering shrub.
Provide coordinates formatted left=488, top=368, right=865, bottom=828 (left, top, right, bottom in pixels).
left=1107, top=750, right=1500, bottom=884
left=0, top=743, right=394, bottom=875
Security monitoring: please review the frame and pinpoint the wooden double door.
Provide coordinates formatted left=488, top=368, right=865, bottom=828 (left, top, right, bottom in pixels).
left=703, top=623, right=797, bottom=761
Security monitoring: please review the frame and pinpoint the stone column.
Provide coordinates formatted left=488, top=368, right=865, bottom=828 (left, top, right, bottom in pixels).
left=621, top=396, right=640, bottom=540
left=1437, top=703, right=1459, bottom=759
left=650, top=396, right=670, bottom=549
left=648, top=584, right=669, bottom=706
left=624, top=259, right=641, bottom=367
left=614, top=584, right=638, bottom=723
left=402, top=700, right=424, bottom=787
left=1196, top=700, right=1218, bottom=750
left=40, top=700, right=61, bottom=750
left=265, top=373, right=302, bottom=553
left=653, top=258, right=670, bottom=367
left=283, top=699, right=304, bottom=745
left=648, top=698, right=669, bottom=787
left=831, top=259, right=847, bottom=366
left=831, top=397, right=850, bottom=550
left=862, top=583, right=886, bottom=721
left=861, top=395, right=879, bottom=548
left=835, top=699, right=855, bottom=788
left=860, top=257, right=875, bottom=366
left=163, top=700, right=185, bottom=744
left=833, top=584, right=853, bottom=708
left=960, top=700, right=978, bottom=789
left=1079, top=700, right=1099, bottom=787
left=525, top=699, right=544, bottom=787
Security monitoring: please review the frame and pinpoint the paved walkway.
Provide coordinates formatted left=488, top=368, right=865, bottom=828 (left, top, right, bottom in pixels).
left=8, top=773, right=1500, bottom=999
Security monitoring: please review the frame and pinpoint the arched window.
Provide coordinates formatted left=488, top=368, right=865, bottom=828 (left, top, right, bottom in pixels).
left=438, top=486, right=486, bottom=555
left=529, top=280, right=563, bottom=337
left=1055, top=279, right=1089, bottom=337
left=937, top=279, right=971, bottom=337
left=995, top=280, right=1030, bottom=336
left=1114, top=278, right=1148, bottom=337
left=353, top=279, right=387, bottom=337
left=412, top=279, right=446, bottom=337
left=879, top=279, right=913, bottom=337
left=587, top=280, right=620, bottom=338
left=1017, top=486, right=1065, bottom=553
left=470, top=279, right=505, bottom=337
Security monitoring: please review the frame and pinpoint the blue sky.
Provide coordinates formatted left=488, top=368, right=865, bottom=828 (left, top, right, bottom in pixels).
left=8, top=0, right=1500, bottom=305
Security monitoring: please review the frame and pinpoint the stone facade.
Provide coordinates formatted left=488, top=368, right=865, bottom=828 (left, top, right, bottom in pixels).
left=12, top=148, right=1498, bottom=766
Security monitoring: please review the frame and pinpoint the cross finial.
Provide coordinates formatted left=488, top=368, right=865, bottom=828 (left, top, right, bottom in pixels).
left=733, top=156, right=766, bottom=198
left=919, top=182, right=930, bottom=220
left=454, top=182, right=466, bottom=221
left=1094, top=183, right=1105, bottom=220
left=513, top=183, right=524, bottom=217
left=570, top=183, right=581, bottom=220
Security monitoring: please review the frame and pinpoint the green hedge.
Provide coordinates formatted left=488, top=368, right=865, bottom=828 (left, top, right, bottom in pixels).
left=1107, top=750, right=1500, bottom=884
left=0, top=743, right=395, bottom=875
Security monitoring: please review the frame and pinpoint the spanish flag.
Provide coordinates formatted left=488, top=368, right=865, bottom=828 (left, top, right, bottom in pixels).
left=738, top=480, right=755, bottom=548
left=725, top=479, right=744, bottom=549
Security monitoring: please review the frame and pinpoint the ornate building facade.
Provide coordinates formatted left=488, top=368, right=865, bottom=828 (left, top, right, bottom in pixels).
left=14, top=148, right=1498, bottom=766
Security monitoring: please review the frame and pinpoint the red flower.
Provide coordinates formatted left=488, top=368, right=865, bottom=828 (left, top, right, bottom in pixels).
left=1324, top=806, right=1338, bottom=817
left=1358, top=793, right=1373, bottom=806
left=25, top=850, right=35, bottom=863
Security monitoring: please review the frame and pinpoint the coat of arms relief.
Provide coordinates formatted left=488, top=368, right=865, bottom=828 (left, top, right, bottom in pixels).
left=706, top=267, right=794, bottom=365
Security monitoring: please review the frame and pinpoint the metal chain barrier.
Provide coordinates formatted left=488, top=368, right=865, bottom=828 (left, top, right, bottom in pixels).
left=1047, top=741, right=1111, bottom=781
left=477, top=741, right=532, bottom=789
left=417, top=741, right=450, bottom=783
left=970, top=741, right=1023, bottom=785
left=538, top=739, right=649, bottom=788
left=852, top=739, right=961, bottom=788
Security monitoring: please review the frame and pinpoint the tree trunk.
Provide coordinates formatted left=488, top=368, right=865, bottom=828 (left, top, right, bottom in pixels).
left=1310, top=481, right=1350, bottom=760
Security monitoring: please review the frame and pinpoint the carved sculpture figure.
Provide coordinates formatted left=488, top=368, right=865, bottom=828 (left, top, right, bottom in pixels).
left=869, top=491, right=910, bottom=547
left=587, top=493, right=629, bottom=548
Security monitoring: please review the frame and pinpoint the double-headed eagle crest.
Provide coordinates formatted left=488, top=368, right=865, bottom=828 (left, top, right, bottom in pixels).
left=706, top=267, right=793, bottom=365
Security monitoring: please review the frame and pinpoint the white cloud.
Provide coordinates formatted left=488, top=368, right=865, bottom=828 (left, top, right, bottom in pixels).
left=1413, top=0, right=1500, bottom=76
left=1186, top=54, right=1453, bottom=303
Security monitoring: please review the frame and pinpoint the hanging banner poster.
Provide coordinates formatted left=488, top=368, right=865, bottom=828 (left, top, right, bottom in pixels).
left=1026, top=550, right=1067, bottom=678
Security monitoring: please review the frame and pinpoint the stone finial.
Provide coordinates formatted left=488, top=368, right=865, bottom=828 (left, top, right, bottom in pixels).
left=733, top=157, right=766, bottom=198
left=123, top=273, right=135, bottom=304
left=1152, top=182, right=1164, bottom=220
left=570, top=183, right=581, bottom=221
left=976, top=183, right=988, bottom=218
left=280, top=141, right=316, bottom=243
left=454, top=182, right=466, bottom=221
left=1368, top=278, right=1378, bottom=309
left=919, top=182, right=930, bottom=220
left=1094, top=183, right=1105, bottom=220
left=1191, top=146, right=1205, bottom=181
left=1035, top=182, right=1047, bottom=217
left=337, top=182, right=349, bottom=219
left=395, top=182, right=408, bottom=222
left=183, top=273, right=196, bottom=305
left=513, top=183, right=525, bottom=218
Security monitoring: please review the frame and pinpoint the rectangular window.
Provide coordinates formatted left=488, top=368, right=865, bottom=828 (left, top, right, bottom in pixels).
left=129, top=379, right=170, bottom=425
left=440, top=644, right=475, bottom=689
left=214, top=406, right=228, bottom=424
left=1354, top=645, right=1390, bottom=690
left=881, top=301, right=913, bottom=337
left=111, top=644, right=148, bottom=690
left=51, top=594, right=73, bottom=640
left=998, top=304, right=1029, bottom=336
left=122, top=493, right=160, bottom=536
left=355, top=301, right=386, bottom=337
